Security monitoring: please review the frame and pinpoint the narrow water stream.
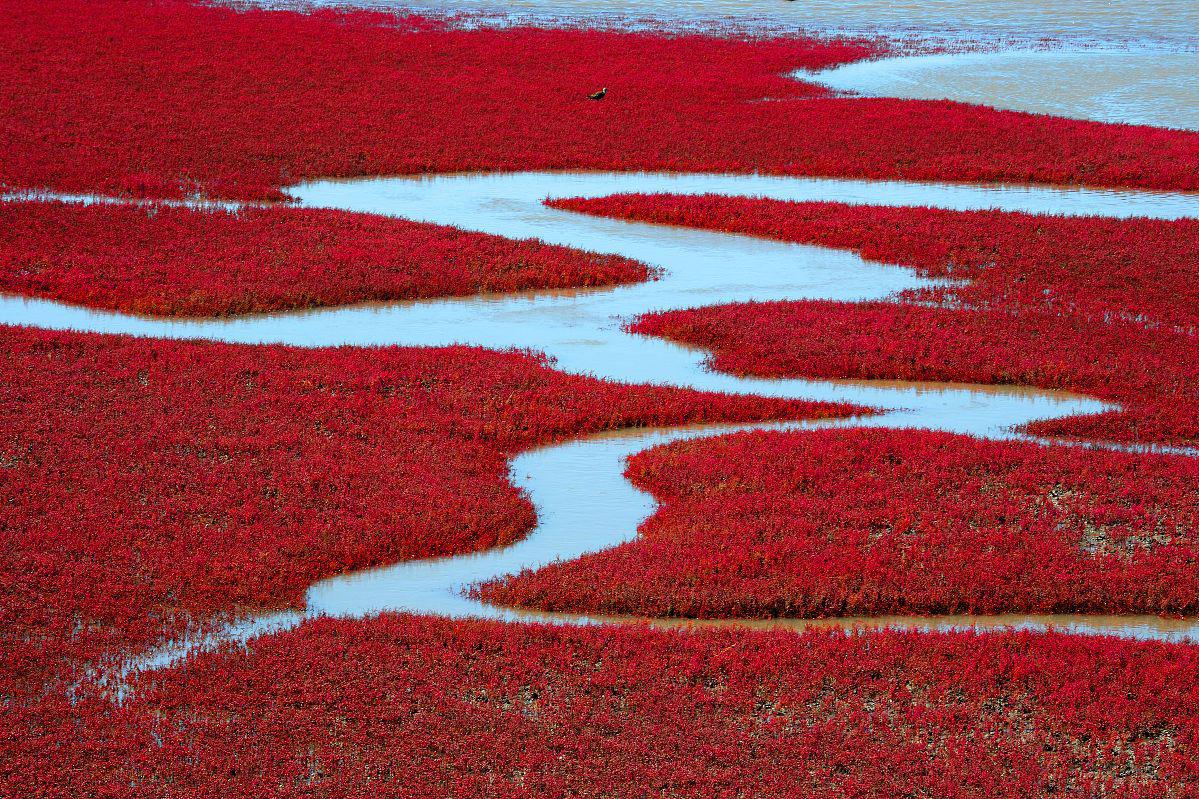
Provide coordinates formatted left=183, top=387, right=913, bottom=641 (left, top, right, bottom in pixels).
left=10, top=171, right=1199, bottom=681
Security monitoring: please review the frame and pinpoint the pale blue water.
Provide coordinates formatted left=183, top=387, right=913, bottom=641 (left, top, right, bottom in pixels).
left=263, top=0, right=1199, bottom=46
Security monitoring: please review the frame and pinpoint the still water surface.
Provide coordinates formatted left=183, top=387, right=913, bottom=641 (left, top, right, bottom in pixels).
left=271, top=0, right=1199, bottom=44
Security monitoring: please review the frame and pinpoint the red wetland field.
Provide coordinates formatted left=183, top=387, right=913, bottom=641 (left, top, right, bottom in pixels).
left=3, top=0, right=1199, bottom=796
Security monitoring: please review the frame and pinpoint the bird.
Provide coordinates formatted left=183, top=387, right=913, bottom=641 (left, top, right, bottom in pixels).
left=588, top=87, right=607, bottom=101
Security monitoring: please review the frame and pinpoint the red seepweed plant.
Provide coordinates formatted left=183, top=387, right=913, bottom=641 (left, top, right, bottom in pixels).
left=0, top=200, right=651, bottom=316
left=5, top=0, right=1199, bottom=202
left=17, top=616, right=1199, bottom=797
left=5, top=2, right=1199, bottom=794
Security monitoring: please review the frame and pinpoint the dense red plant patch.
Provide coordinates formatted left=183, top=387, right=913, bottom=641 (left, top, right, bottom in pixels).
left=18, top=617, right=1199, bottom=797
left=0, top=200, right=650, bottom=316
left=633, top=300, right=1199, bottom=446
left=0, top=325, right=846, bottom=702
left=480, top=428, right=1199, bottom=620
left=6, top=0, right=1199, bottom=203
left=550, top=194, right=1199, bottom=446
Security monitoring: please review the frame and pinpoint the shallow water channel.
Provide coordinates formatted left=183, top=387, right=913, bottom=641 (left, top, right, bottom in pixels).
left=10, top=171, right=1199, bottom=680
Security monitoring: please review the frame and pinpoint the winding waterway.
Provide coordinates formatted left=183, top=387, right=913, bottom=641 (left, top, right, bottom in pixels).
left=11, top=171, right=1199, bottom=684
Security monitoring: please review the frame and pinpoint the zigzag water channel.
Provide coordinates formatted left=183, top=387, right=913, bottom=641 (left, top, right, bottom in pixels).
left=8, top=171, right=1199, bottom=681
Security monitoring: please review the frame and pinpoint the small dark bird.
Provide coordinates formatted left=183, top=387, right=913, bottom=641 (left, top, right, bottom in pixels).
left=588, top=87, right=607, bottom=101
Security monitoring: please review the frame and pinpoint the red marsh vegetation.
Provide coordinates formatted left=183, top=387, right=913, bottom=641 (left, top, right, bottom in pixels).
left=18, top=617, right=1199, bottom=797
left=5, top=0, right=1199, bottom=202
left=0, top=200, right=651, bottom=316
